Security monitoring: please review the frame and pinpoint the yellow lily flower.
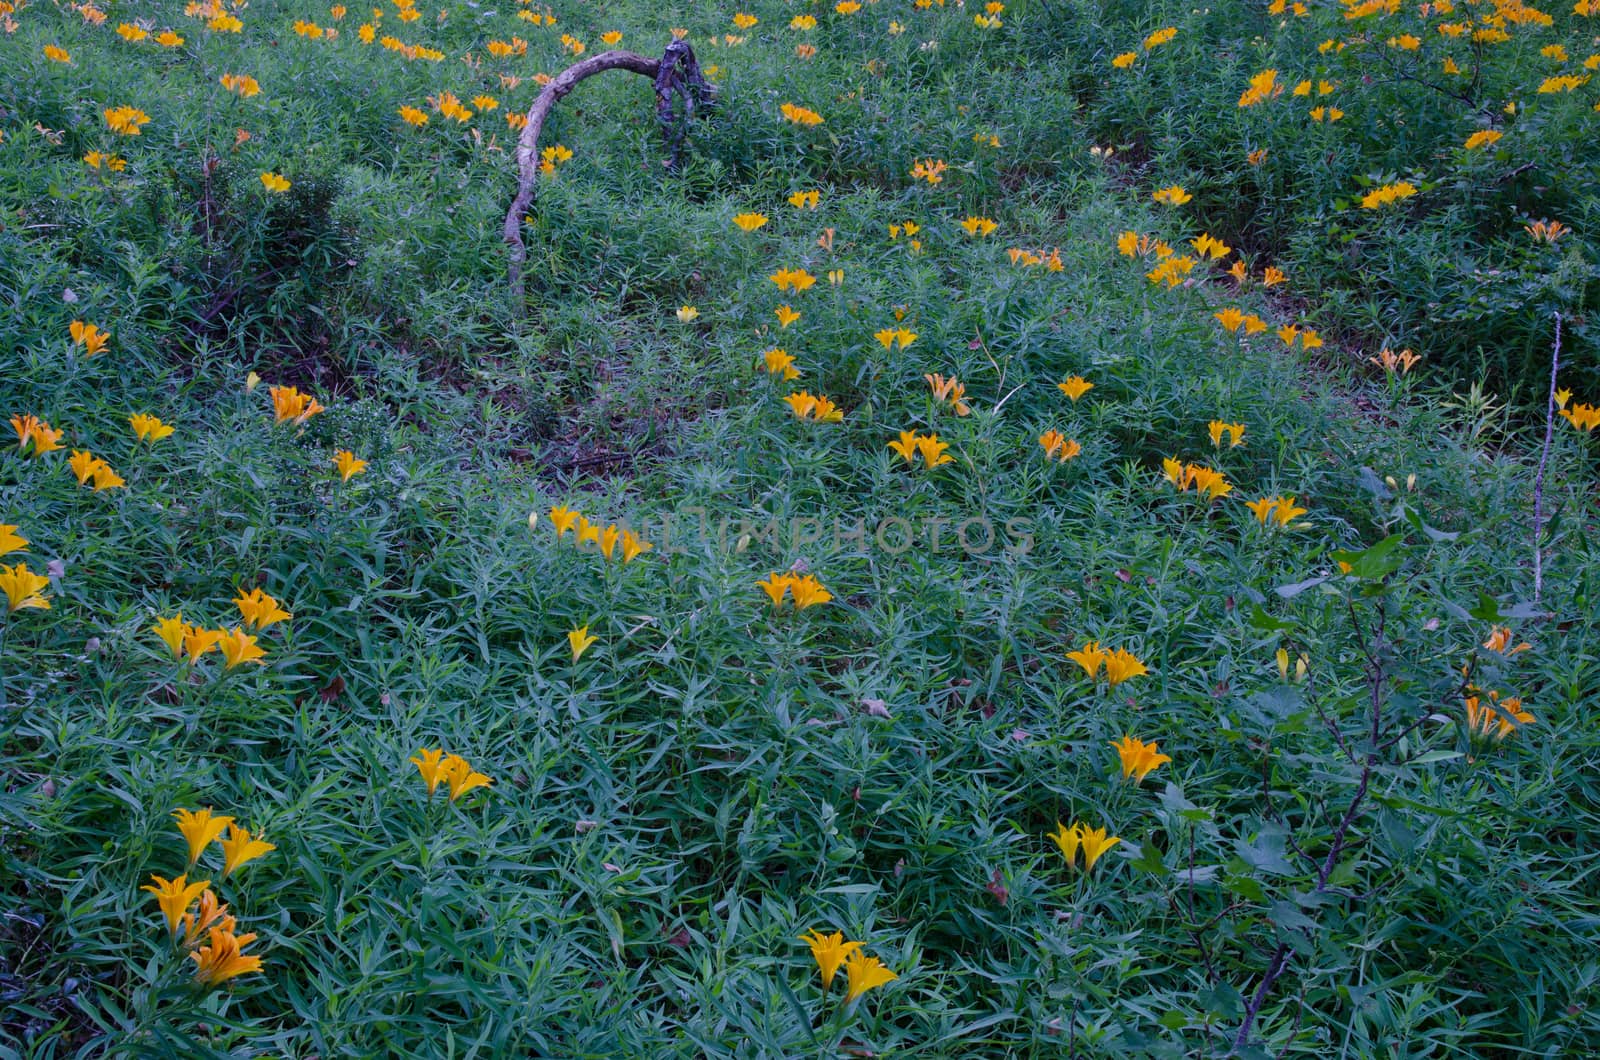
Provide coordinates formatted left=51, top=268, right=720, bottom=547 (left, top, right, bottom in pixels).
left=1110, top=735, right=1171, bottom=784
left=217, top=627, right=266, bottom=669
left=1481, top=627, right=1531, bottom=655
left=1103, top=648, right=1149, bottom=685
left=190, top=926, right=263, bottom=986
left=153, top=615, right=187, bottom=657
left=620, top=530, right=652, bottom=563
left=568, top=625, right=598, bottom=661
left=69, top=320, right=110, bottom=356
left=788, top=574, right=832, bottom=609
left=1244, top=497, right=1278, bottom=524
left=219, top=825, right=276, bottom=877
left=1207, top=420, right=1245, bottom=447
left=761, top=348, right=800, bottom=381
left=1464, top=691, right=1535, bottom=741
left=923, top=373, right=971, bottom=415
left=268, top=385, right=324, bottom=425
left=68, top=450, right=100, bottom=485
left=549, top=505, right=581, bottom=537
left=142, top=873, right=211, bottom=934
left=959, top=215, right=997, bottom=237
left=332, top=450, right=368, bottom=481
left=1051, top=822, right=1121, bottom=872
left=1037, top=431, right=1080, bottom=462
left=0, top=524, right=27, bottom=558
left=11, top=415, right=40, bottom=449
left=90, top=462, right=126, bottom=491
left=442, top=754, right=492, bottom=801
left=172, top=808, right=234, bottom=865
left=179, top=887, right=231, bottom=946
left=784, top=391, right=844, bottom=423
left=844, top=952, right=898, bottom=1001
left=1078, top=825, right=1121, bottom=872
left=914, top=434, right=953, bottom=468
left=183, top=626, right=222, bottom=664
left=1057, top=376, right=1093, bottom=401
left=0, top=562, right=51, bottom=612
left=234, top=588, right=291, bottom=630
left=129, top=414, right=174, bottom=443
left=756, top=573, right=792, bottom=606
left=410, top=748, right=449, bottom=795
left=1065, top=641, right=1106, bottom=679
left=20, top=418, right=63, bottom=455
left=887, top=431, right=920, bottom=464
left=1267, top=496, right=1307, bottom=526
left=1049, top=822, right=1080, bottom=867
left=798, top=929, right=862, bottom=991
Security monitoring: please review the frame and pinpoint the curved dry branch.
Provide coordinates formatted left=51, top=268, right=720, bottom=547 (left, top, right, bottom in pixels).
left=504, top=40, right=712, bottom=297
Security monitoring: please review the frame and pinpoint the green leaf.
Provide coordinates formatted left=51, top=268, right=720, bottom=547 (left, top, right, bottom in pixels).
left=1275, top=575, right=1329, bottom=599
left=1408, top=749, right=1463, bottom=764
left=1468, top=591, right=1504, bottom=622
left=1502, top=600, right=1546, bottom=620
left=1234, top=828, right=1295, bottom=875
left=1158, top=783, right=1198, bottom=815
left=1246, top=687, right=1303, bottom=724
left=1247, top=604, right=1296, bottom=632
left=1370, top=793, right=1461, bottom=818
left=1198, top=981, right=1243, bottom=1020
left=1269, top=900, right=1319, bottom=933
left=1131, top=840, right=1170, bottom=877
left=1356, top=465, right=1393, bottom=500
left=1331, top=534, right=1406, bottom=579
left=1379, top=808, right=1417, bottom=858
left=1402, top=504, right=1458, bottom=542
left=1222, top=870, right=1267, bottom=903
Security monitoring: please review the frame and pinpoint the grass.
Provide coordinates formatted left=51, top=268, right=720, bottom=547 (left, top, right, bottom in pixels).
left=2, top=0, right=1600, bottom=1055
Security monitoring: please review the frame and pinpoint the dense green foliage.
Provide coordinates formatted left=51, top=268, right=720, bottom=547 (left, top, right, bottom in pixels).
left=2, top=0, right=1599, bottom=1056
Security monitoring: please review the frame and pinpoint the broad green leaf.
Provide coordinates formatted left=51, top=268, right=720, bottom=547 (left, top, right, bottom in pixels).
left=1331, top=534, right=1406, bottom=579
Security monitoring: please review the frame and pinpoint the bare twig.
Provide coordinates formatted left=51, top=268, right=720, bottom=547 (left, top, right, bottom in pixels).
left=1165, top=891, right=1221, bottom=984
left=503, top=40, right=712, bottom=296
left=1163, top=825, right=1228, bottom=984
left=1382, top=654, right=1476, bottom=754
left=1257, top=746, right=1319, bottom=868
left=1364, top=43, right=1491, bottom=116
left=1304, top=665, right=1355, bottom=764
left=1233, top=601, right=1390, bottom=1053
left=1234, top=943, right=1291, bottom=1053
left=1287, top=984, right=1308, bottom=1048
left=1165, top=858, right=1250, bottom=988
left=1533, top=311, right=1561, bottom=606
left=1494, top=161, right=1537, bottom=185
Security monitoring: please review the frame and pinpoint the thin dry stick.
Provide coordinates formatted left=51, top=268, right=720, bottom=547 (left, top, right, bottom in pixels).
left=502, top=40, right=711, bottom=297
left=1532, top=311, right=1561, bottom=607
left=1232, top=602, right=1389, bottom=1054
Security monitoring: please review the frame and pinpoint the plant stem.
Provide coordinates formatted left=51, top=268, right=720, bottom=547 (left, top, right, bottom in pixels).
left=1232, top=600, right=1388, bottom=1053
left=1532, top=311, right=1561, bottom=607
